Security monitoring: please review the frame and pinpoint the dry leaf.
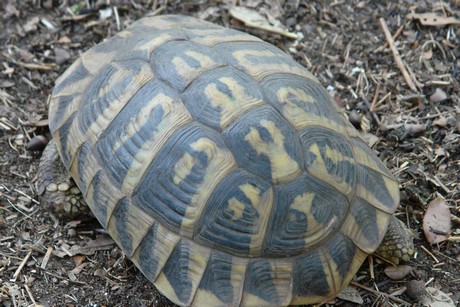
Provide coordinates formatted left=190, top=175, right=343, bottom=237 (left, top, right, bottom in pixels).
left=426, top=287, right=456, bottom=306
left=408, top=12, right=460, bottom=26
left=23, top=16, right=40, bottom=33
left=93, top=268, right=107, bottom=278
left=422, top=48, right=433, bottom=60
left=385, top=264, right=413, bottom=280
left=423, top=197, right=451, bottom=244
left=71, top=262, right=89, bottom=275
left=433, top=116, right=449, bottom=127
left=72, top=255, right=86, bottom=267
left=430, top=88, right=448, bottom=103
left=68, top=235, right=115, bottom=256
left=337, top=286, right=364, bottom=304
left=54, top=47, right=71, bottom=65
left=361, top=132, right=380, bottom=148
left=230, top=7, right=298, bottom=39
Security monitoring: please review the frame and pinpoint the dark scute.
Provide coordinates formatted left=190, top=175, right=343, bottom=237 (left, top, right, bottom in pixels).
left=77, top=60, right=146, bottom=136
left=292, top=249, right=329, bottom=297
left=263, top=173, right=348, bottom=257
left=56, top=112, right=78, bottom=168
left=213, top=41, right=301, bottom=71
left=136, top=222, right=161, bottom=282
left=151, top=40, right=226, bottom=92
left=51, top=61, right=89, bottom=101
left=111, top=197, right=134, bottom=256
left=300, top=127, right=356, bottom=189
left=358, top=165, right=395, bottom=210
left=351, top=137, right=393, bottom=176
left=162, top=240, right=193, bottom=303
left=132, top=122, right=228, bottom=233
left=243, top=260, right=280, bottom=303
left=223, top=105, right=303, bottom=184
left=75, top=141, right=92, bottom=195
left=49, top=95, right=80, bottom=135
left=261, top=74, right=343, bottom=125
left=196, top=169, right=272, bottom=256
left=325, top=233, right=358, bottom=279
left=350, top=197, right=380, bottom=248
left=293, top=235, right=357, bottom=299
left=88, top=170, right=109, bottom=228
left=93, top=80, right=177, bottom=189
left=198, top=251, right=235, bottom=304
left=181, top=66, right=265, bottom=131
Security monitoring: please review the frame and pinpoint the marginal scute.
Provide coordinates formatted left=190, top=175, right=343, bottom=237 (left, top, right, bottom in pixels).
left=70, top=141, right=94, bottom=195
left=356, top=164, right=400, bottom=213
left=291, top=234, right=367, bottom=305
left=241, top=259, right=293, bottom=306
left=190, top=27, right=263, bottom=46
left=350, top=136, right=395, bottom=177
left=154, top=239, right=211, bottom=306
left=131, top=222, right=180, bottom=283
left=84, top=170, right=123, bottom=228
left=340, top=198, right=391, bottom=253
left=193, top=251, right=247, bottom=306
left=107, top=197, right=155, bottom=257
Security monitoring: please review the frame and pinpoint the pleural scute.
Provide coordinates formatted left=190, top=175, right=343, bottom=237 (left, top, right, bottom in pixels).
left=49, top=14, right=400, bottom=306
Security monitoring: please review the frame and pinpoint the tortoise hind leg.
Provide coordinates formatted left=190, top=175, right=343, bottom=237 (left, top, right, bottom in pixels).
left=374, top=216, right=414, bottom=264
left=36, top=139, right=91, bottom=219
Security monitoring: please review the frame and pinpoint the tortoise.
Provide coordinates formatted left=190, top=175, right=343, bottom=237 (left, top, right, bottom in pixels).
left=36, top=14, right=414, bottom=306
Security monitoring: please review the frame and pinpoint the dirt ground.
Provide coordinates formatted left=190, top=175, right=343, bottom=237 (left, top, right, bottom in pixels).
left=1, top=0, right=459, bottom=306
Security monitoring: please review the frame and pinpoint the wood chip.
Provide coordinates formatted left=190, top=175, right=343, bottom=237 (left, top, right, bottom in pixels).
left=40, top=246, right=53, bottom=269
left=408, top=12, right=460, bottom=26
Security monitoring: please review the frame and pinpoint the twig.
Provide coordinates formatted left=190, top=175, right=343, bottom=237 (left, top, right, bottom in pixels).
left=24, top=283, right=37, bottom=305
left=42, top=270, right=87, bottom=285
left=379, top=18, right=417, bottom=92
left=370, top=83, right=381, bottom=112
left=360, top=92, right=381, bottom=125
left=113, top=6, right=121, bottom=31
left=368, top=255, right=375, bottom=280
left=350, top=281, right=411, bottom=305
left=420, top=245, right=440, bottom=263
left=41, top=246, right=53, bottom=269
left=374, top=24, right=405, bottom=53
left=13, top=188, right=40, bottom=205
left=12, top=250, right=32, bottom=281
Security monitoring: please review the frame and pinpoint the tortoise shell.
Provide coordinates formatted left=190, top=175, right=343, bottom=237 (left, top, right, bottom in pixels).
left=49, top=14, right=400, bottom=306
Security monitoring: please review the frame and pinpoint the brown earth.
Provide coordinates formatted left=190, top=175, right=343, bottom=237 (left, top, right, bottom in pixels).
left=1, top=0, right=459, bottom=306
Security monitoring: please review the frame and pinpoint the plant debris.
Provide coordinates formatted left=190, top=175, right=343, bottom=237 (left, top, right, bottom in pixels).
left=423, top=197, right=452, bottom=244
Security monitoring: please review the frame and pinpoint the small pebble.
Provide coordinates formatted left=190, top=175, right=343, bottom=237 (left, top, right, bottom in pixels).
left=406, top=280, right=428, bottom=302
